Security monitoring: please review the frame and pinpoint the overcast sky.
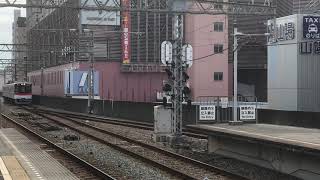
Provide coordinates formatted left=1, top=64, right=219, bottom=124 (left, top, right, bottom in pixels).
left=0, top=7, right=26, bottom=65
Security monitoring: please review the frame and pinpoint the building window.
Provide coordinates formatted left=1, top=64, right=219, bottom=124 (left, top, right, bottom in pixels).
left=214, top=0, right=223, bottom=9
left=214, top=72, right=223, bottom=81
left=214, top=22, right=224, bottom=32
left=214, top=44, right=224, bottom=54
left=300, top=42, right=313, bottom=54
left=315, top=41, right=320, bottom=54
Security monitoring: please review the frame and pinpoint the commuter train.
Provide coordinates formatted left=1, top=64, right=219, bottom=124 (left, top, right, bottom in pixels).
left=2, top=82, right=32, bottom=104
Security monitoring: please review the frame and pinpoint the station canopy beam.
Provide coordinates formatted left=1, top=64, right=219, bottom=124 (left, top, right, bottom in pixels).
left=0, top=0, right=276, bottom=16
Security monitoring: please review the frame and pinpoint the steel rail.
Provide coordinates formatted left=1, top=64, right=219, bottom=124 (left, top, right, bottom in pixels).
left=34, top=107, right=207, bottom=139
left=0, top=113, right=116, bottom=180
left=27, top=108, right=248, bottom=180
left=24, top=109, right=198, bottom=180
left=60, top=112, right=207, bottom=139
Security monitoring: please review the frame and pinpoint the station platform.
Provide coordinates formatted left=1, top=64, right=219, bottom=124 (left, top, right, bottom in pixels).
left=188, top=123, right=320, bottom=180
left=0, top=128, right=79, bottom=180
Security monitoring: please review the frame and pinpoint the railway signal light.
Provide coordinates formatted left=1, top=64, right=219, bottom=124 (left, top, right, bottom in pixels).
left=182, top=71, right=189, bottom=82
left=182, top=86, right=191, bottom=95
left=163, top=83, right=172, bottom=92
left=163, top=97, right=168, bottom=107
left=182, top=72, right=192, bottom=108
left=162, top=78, right=173, bottom=107
left=165, top=68, right=174, bottom=80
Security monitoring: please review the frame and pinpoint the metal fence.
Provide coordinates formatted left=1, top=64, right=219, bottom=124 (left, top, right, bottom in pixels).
left=195, top=96, right=259, bottom=124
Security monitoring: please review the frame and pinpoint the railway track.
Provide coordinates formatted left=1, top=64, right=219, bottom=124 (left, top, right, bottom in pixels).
left=1, top=113, right=115, bottom=180
left=25, top=107, right=248, bottom=180
left=31, top=107, right=207, bottom=139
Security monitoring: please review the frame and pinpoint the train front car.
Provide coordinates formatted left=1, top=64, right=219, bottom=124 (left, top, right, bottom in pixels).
left=14, top=82, right=32, bottom=104
left=3, top=82, right=32, bottom=105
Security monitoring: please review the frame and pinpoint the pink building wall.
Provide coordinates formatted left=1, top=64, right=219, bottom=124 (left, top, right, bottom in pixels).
left=185, top=14, right=230, bottom=100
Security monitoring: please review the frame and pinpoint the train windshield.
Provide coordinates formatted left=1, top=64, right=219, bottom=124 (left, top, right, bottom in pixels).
left=15, top=84, right=32, bottom=93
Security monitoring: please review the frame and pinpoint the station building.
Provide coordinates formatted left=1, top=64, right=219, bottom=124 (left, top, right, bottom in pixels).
left=268, top=14, right=320, bottom=112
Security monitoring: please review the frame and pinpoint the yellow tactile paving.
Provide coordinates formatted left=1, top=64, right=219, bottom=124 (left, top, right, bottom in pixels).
left=0, top=157, right=12, bottom=180
left=1, top=156, right=30, bottom=180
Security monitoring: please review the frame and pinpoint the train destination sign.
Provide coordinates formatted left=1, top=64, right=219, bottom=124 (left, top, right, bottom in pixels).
left=303, top=16, right=320, bottom=39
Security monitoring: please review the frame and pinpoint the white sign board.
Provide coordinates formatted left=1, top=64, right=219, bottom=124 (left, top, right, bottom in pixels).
left=199, top=105, right=216, bottom=121
left=240, top=105, right=256, bottom=120
left=220, top=97, right=228, bottom=108
left=81, top=0, right=120, bottom=26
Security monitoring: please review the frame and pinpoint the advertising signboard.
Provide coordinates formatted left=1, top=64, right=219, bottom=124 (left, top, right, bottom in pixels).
left=303, top=16, right=320, bottom=39
left=268, top=21, right=295, bottom=43
left=199, top=105, right=216, bottom=121
left=80, top=0, right=120, bottom=26
left=122, top=0, right=131, bottom=64
left=64, top=70, right=99, bottom=96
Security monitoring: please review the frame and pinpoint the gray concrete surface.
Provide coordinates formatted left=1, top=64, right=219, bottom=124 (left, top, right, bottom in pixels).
left=0, top=128, right=79, bottom=180
left=188, top=123, right=320, bottom=180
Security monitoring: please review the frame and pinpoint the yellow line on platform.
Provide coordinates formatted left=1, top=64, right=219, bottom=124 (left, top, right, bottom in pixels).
left=1, top=156, right=30, bottom=180
left=0, top=157, right=13, bottom=180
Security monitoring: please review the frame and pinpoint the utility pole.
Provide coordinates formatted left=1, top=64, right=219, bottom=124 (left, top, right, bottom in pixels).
left=24, top=56, right=27, bottom=81
left=232, top=26, right=239, bottom=124
left=83, top=29, right=94, bottom=114
left=14, top=63, right=17, bottom=82
left=231, top=28, right=270, bottom=124
left=41, top=67, right=44, bottom=96
left=3, top=69, right=6, bottom=84
left=167, top=0, right=192, bottom=138
left=172, top=14, right=184, bottom=136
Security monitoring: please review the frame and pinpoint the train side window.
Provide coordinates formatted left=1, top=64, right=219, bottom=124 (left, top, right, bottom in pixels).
left=26, top=84, right=32, bottom=93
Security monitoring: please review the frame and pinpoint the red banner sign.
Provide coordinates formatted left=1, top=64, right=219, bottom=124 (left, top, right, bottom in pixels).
left=122, top=0, right=131, bottom=64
